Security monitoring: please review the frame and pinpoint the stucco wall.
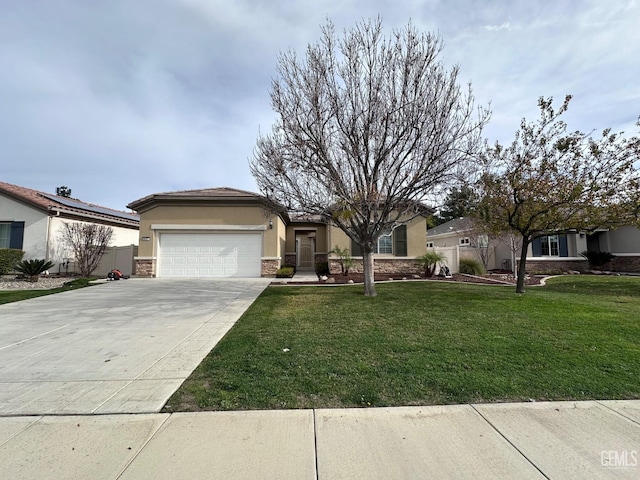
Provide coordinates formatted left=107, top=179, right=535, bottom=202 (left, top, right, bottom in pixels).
left=136, top=204, right=279, bottom=258
left=601, top=226, right=640, bottom=254
left=327, top=215, right=427, bottom=257
left=406, top=216, right=427, bottom=257
left=0, top=194, right=49, bottom=259
left=49, top=217, right=138, bottom=264
left=1, top=194, right=138, bottom=262
left=285, top=223, right=328, bottom=254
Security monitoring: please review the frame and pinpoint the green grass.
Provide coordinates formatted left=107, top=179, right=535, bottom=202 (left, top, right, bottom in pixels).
left=163, top=276, right=640, bottom=412
left=0, top=278, right=95, bottom=305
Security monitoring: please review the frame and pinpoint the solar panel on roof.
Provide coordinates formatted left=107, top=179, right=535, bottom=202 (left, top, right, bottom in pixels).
left=41, top=194, right=139, bottom=222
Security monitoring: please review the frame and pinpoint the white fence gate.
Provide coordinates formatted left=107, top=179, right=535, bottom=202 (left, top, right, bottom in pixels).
left=432, top=246, right=460, bottom=274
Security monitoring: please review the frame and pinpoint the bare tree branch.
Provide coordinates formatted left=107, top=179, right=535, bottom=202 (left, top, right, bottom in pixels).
left=251, top=18, right=490, bottom=296
left=60, top=222, right=113, bottom=277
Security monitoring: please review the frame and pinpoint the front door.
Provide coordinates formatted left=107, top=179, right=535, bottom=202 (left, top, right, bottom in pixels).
left=297, top=237, right=315, bottom=269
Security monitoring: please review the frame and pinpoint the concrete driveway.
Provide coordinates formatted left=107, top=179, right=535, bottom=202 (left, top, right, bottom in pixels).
left=0, top=278, right=270, bottom=415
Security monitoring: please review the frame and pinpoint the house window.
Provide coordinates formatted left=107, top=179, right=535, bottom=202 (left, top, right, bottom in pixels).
left=459, top=237, right=470, bottom=246
left=0, top=223, right=10, bottom=248
left=376, top=228, right=393, bottom=254
left=540, top=235, right=559, bottom=256
left=477, top=235, right=489, bottom=248
left=426, top=242, right=434, bottom=248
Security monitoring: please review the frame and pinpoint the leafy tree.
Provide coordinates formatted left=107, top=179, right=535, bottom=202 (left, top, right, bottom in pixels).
left=60, top=222, right=113, bottom=277
left=476, top=96, right=640, bottom=293
left=251, top=18, right=489, bottom=296
left=435, top=185, right=479, bottom=225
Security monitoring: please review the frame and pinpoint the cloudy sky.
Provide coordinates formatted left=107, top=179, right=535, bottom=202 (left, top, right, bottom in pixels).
left=1, top=0, right=638, bottom=211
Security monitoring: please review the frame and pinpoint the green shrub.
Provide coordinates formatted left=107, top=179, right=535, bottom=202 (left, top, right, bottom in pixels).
left=315, top=261, right=330, bottom=276
left=580, top=250, right=615, bottom=268
left=0, top=249, right=25, bottom=275
left=416, top=251, right=447, bottom=277
left=459, top=257, right=485, bottom=275
left=275, top=267, right=295, bottom=278
left=14, top=259, right=55, bottom=282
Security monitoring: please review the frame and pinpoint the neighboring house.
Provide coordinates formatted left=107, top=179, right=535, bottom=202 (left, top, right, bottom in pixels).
left=127, top=187, right=429, bottom=278
left=0, top=181, right=140, bottom=273
left=426, top=216, right=640, bottom=273
left=426, top=217, right=513, bottom=273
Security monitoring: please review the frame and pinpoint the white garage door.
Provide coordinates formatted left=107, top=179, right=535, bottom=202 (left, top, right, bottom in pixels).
left=159, top=232, right=262, bottom=278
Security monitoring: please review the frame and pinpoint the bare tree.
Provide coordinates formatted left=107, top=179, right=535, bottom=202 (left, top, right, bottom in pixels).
left=60, top=222, right=113, bottom=277
left=477, top=96, right=640, bottom=293
left=467, top=225, right=493, bottom=270
left=251, top=18, right=490, bottom=296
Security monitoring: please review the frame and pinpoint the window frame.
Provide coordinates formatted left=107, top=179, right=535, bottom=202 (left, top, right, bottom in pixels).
left=0, top=223, right=11, bottom=249
left=375, top=227, right=393, bottom=254
left=540, top=235, right=560, bottom=256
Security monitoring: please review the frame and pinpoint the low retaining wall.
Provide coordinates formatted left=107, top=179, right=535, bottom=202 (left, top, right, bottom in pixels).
left=601, top=256, right=640, bottom=273
left=526, top=256, right=640, bottom=274
left=526, top=259, right=589, bottom=274
left=329, top=258, right=422, bottom=275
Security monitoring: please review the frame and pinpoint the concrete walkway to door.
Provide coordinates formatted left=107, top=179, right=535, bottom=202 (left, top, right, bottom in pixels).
left=0, top=278, right=269, bottom=416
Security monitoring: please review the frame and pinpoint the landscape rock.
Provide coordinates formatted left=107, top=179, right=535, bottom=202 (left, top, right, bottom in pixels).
left=0, top=275, right=70, bottom=290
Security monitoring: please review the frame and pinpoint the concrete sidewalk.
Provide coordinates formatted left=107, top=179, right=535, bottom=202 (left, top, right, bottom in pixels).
left=1, top=400, right=638, bottom=479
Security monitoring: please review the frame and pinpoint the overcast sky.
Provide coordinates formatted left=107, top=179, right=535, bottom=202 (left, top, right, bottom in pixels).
left=2, top=0, right=638, bottom=211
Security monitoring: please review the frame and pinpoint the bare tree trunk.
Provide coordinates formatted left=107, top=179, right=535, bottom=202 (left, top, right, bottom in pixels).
left=516, top=238, right=529, bottom=294
left=362, top=250, right=377, bottom=297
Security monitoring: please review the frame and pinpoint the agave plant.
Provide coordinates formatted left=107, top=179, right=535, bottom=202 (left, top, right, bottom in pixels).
left=580, top=251, right=616, bottom=269
left=14, top=259, right=55, bottom=282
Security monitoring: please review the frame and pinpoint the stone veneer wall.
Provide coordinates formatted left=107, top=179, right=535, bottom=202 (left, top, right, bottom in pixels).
left=600, top=256, right=640, bottom=273
left=315, top=253, right=328, bottom=264
left=527, top=257, right=640, bottom=274
left=135, top=258, right=155, bottom=277
left=329, top=258, right=422, bottom=275
left=526, top=259, right=589, bottom=274
left=261, top=259, right=280, bottom=276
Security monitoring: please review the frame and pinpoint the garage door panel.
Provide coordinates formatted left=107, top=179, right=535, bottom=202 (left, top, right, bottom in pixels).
left=159, top=233, right=262, bottom=278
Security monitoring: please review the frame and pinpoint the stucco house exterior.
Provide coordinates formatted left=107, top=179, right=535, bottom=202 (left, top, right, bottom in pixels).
left=426, top=216, right=640, bottom=274
left=127, top=187, right=429, bottom=278
left=0, top=181, right=139, bottom=272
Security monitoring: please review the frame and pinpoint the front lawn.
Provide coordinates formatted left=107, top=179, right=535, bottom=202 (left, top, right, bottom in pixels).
left=164, top=276, right=640, bottom=411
